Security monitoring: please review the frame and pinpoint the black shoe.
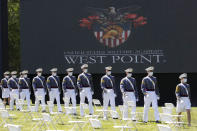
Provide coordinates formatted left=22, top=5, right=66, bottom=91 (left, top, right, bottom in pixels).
left=89, top=113, right=93, bottom=115
left=42, top=110, right=46, bottom=112
left=73, top=113, right=77, bottom=116
left=132, top=120, right=137, bottom=122
left=143, top=121, right=147, bottom=123
left=112, top=117, right=118, bottom=119
left=156, top=120, right=161, bottom=123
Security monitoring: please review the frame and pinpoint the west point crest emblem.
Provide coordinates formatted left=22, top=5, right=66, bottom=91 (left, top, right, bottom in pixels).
left=80, top=6, right=147, bottom=48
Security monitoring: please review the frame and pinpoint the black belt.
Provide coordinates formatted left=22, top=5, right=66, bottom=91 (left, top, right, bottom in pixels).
left=3, top=87, right=8, bottom=88
left=66, top=87, right=74, bottom=89
left=51, top=86, right=58, bottom=88
left=180, top=95, right=188, bottom=97
left=12, top=87, right=18, bottom=89
left=82, top=85, right=90, bottom=87
left=146, top=89, right=155, bottom=91
left=37, top=87, right=43, bottom=88
left=106, top=87, right=113, bottom=89
left=21, top=87, right=28, bottom=89
left=125, top=89, right=134, bottom=92
left=82, top=86, right=90, bottom=88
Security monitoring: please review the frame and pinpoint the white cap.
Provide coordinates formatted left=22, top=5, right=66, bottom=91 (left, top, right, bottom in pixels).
left=11, top=71, right=17, bottom=75
left=66, top=68, right=74, bottom=72
left=145, top=66, right=154, bottom=71
left=105, top=66, right=112, bottom=70
left=4, top=71, right=10, bottom=75
left=36, top=68, right=43, bottom=72
left=179, top=73, right=187, bottom=79
left=21, top=70, right=28, bottom=74
left=125, top=68, right=133, bottom=73
left=50, top=68, right=57, bottom=72
left=81, top=64, right=88, bottom=69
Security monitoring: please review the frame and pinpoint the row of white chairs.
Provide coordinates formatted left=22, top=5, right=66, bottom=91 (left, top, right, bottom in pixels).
left=0, top=96, right=185, bottom=131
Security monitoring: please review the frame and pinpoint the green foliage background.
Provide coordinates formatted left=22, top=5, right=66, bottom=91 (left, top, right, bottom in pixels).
left=8, top=0, right=20, bottom=71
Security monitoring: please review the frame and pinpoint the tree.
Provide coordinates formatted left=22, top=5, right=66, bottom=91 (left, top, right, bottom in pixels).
left=7, top=0, right=20, bottom=71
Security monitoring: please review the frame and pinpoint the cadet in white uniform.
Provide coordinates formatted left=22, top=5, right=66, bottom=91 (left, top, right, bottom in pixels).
left=120, top=68, right=138, bottom=120
left=176, top=73, right=191, bottom=127
left=62, top=68, right=78, bottom=115
left=32, top=68, right=47, bottom=112
left=18, top=70, right=31, bottom=110
left=141, top=66, right=160, bottom=123
left=46, top=68, right=62, bottom=112
left=8, top=71, right=20, bottom=110
left=101, top=66, right=118, bottom=119
left=0, top=71, right=10, bottom=106
left=77, top=64, right=94, bottom=116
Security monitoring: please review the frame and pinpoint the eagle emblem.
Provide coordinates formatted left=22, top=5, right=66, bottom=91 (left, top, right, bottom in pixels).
left=80, top=6, right=147, bottom=48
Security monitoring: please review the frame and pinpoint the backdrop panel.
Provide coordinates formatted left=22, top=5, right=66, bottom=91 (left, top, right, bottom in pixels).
left=20, top=0, right=197, bottom=74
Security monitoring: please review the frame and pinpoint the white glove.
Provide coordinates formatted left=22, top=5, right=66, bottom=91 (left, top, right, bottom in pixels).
left=177, top=96, right=180, bottom=101
left=157, top=96, right=160, bottom=100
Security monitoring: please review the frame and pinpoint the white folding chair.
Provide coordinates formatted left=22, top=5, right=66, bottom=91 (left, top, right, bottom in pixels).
left=0, top=98, right=3, bottom=104
left=29, top=106, right=41, bottom=119
left=162, top=107, right=172, bottom=115
left=16, top=99, right=32, bottom=121
left=157, top=124, right=172, bottom=131
left=0, top=103, right=5, bottom=110
left=95, top=109, right=110, bottom=120
left=20, top=109, right=32, bottom=121
left=81, top=103, right=89, bottom=116
left=110, top=110, right=119, bottom=119
left=31, top=117, right=43, bottom=131
left=6, top=124, right=22, bottom=131
left=165, top=103, right=175, bottom=108
left=89, top=118, right=102, bottom=130
left=160, top=113, right=184, bottom=127
left=63, top=97, right=73, bottom=115
left=41, top=113, right=57, bottom=130
left=16, top=99, right=24, bottom=111
left=118, top=105, right=124, bottom=119
left=46, top=130, right=64, bottom=131
left=68, top=120, right=86, bottom=131
left=135, top=112, right=143, bottom=121
left=0, top=110, right=15, bottom=127
left=47, top=101, right=54, bottom=112
left=49, top=111, right=65, bottom=125
left=92, top=99, right=101, bottom=110
left=113, top=125, right=132, bottom=131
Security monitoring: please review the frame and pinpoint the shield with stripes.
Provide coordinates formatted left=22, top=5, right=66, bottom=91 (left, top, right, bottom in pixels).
left=93, top=23, right=131, bottom=48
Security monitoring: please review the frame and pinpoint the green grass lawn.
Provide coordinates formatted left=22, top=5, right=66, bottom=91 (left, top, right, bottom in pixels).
left=0, top=105, right=197, bottom=131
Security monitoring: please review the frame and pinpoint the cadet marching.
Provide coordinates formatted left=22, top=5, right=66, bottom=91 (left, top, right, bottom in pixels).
left=0, top=64, right=192, bottom=126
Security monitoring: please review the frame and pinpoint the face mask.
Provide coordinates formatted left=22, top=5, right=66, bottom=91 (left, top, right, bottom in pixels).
left=52, top=72, right=57, bottom=76
left=68, top=72, right=73, bottom=76
left=24, top=74, right=27, bottom=78
left=107, top=71, right=111, bottom=75
left=5, top=76, right=9, bottom=79
left=183, top=78, right=187, bottom=83
left=127, top=73, right=132, bottom=77
left=148, top=72, right=153, bottom=76
left=83, top=69, right=88, bottom=73
left=38, top=73, right=42, bottom=76
left=12, top=75, right=17, bottom=78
